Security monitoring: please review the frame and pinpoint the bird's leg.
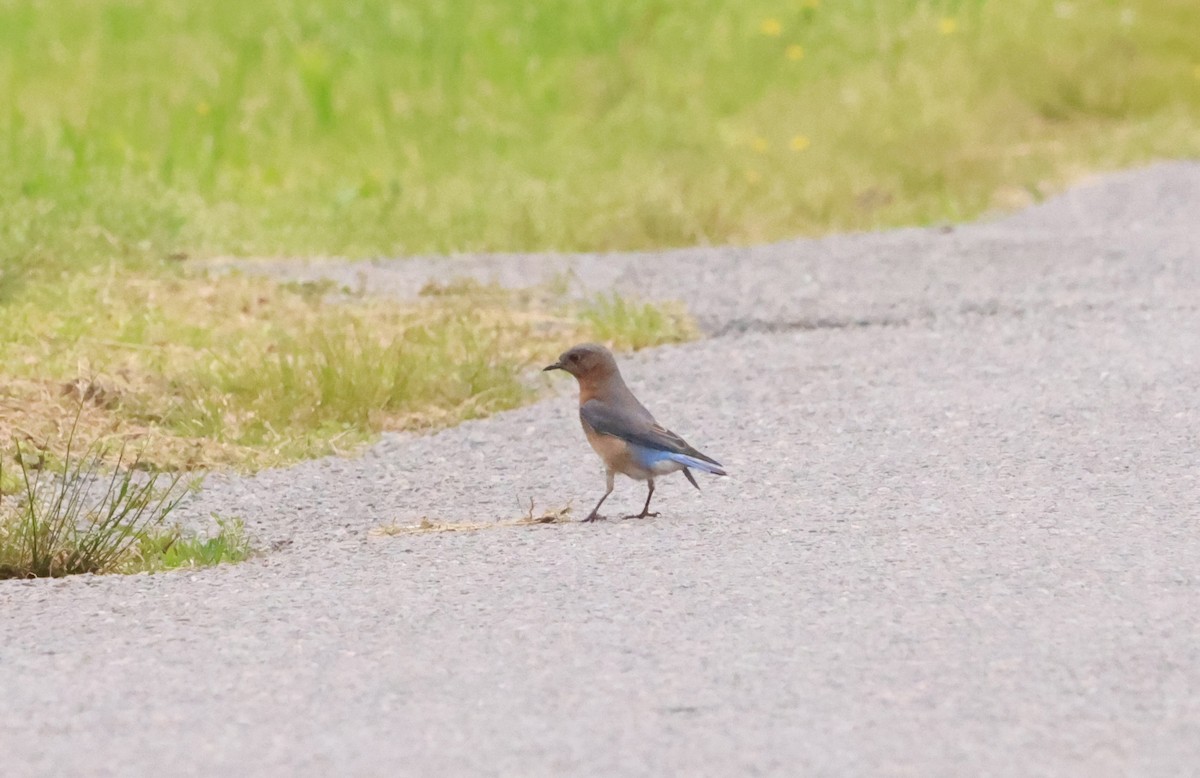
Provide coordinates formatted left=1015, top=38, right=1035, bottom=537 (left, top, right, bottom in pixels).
left=583, top=492, right=610, bottom=523
left=623, top=479, right=660, bottom=520
left=583, top=470, right=615, bottom=523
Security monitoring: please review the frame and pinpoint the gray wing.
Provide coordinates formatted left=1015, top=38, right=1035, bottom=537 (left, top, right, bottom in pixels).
left=580, top=399, right=720, bottom=466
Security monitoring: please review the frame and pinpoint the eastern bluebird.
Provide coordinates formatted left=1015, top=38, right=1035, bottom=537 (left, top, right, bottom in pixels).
left=543, top=343, right=726, bottom=522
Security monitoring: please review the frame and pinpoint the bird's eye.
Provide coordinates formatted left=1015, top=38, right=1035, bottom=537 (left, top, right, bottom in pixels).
left=569, top=353, right=579, bottom=362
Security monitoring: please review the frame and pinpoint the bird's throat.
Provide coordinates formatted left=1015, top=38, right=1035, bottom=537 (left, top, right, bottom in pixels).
left=577, top=371, right=628, bottom=406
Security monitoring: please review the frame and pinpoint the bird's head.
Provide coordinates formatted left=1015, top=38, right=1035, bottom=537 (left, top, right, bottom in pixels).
left=543, top=343, right=618, bottom=381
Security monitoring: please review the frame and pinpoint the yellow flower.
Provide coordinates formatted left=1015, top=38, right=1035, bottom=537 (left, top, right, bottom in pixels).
left=195, top=100, right=211, bottom=116
left=790, top=135, right=811, bottom=151
left=938, top=17, right=957, bottom=35
left=785, top=44, right=805, bottom=61
left=750, top=137, right=769, bottom=153
left=761, top=18, right=783, bottom=37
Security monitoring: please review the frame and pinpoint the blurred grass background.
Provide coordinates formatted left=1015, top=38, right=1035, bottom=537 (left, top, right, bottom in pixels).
left=3, top=0, right=1198, bottom=286
left=1, top=0, right=1198, bottom=470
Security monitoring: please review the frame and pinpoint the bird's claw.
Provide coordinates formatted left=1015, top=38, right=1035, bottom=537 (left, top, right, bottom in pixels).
left=582, top=513, right=607, bottom=523
left=621, top=511, right=660, bottom=520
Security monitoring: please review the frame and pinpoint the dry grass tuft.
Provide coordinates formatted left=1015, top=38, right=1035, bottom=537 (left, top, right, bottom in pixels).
left=372, top=499, right=574, bottom=536
left=0, top=379, right=250, bottom=473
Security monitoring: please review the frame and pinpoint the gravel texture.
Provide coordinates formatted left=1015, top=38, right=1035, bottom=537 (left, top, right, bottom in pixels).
left=4, top=162, right=1200, bottom=776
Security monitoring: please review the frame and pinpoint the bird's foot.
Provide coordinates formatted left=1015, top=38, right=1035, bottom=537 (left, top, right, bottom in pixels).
left=621, top=511, right=661, bottom=520
left=582, top=513, right=608, bottom=523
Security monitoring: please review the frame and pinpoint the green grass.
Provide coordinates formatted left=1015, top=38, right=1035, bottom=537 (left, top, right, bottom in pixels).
left=136, top=515, right=252, bottom=571
left=0, top=424, right=251, bottom=579
left=581, top=294, right=696, bottom=351
left=1, top=0, right=1196, bottom=472
left=0, top=271, right=696, bottom=469
left=3, top=0, right=1199, bottom=289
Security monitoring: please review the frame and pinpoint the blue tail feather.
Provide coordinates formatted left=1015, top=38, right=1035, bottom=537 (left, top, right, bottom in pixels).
left=631, top=444, right=727, bottom=476
left=664, top=451, right=727, bottom=476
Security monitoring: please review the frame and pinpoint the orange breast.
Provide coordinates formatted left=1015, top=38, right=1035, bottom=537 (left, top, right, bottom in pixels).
left=582, top=418, right=641, bottom=478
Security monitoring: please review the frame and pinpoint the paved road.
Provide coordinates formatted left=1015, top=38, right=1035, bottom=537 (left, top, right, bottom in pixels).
left=4, top=163, right=1200, bottom=776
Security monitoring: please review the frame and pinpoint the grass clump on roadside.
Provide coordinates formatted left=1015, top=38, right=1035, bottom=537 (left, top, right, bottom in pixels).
left=0, top=268, right=696, bottom=471
left=0, top=424, right=251, bottom=580
left=135, top=515, right=251, bottom=571
left=580, top=294, right=697, bottom=351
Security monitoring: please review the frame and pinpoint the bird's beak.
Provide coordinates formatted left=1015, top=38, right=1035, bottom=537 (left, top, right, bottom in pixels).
left=542, top=361, right=564, bottom=372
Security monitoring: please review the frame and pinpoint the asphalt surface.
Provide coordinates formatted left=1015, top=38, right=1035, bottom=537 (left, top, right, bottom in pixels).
left=4, top=162, right=1200, bottom=776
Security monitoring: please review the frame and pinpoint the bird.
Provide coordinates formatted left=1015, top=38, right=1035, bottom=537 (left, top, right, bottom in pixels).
left=543, top=343, right=726, bottom=522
